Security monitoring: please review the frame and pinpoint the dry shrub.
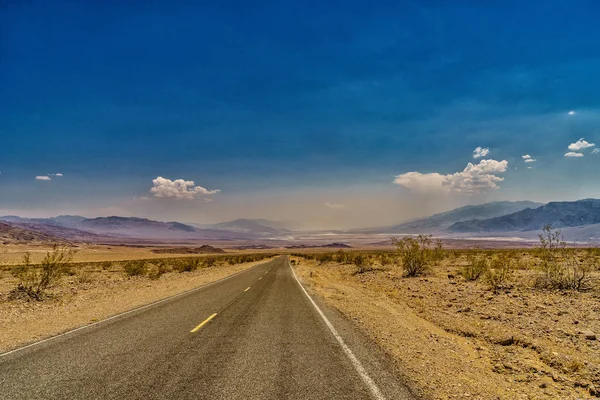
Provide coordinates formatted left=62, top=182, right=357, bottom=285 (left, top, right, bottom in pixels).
left=393, top=234, right=434, bottom=277
left=123, top=260, right=146, bottom=277
left=462, top=254, right=488, bottom=281
left=12, top=245, right=76, bottom=300
left=535, top=226, right=594, bottom=291
left=485, top=253, right=513, bottom=292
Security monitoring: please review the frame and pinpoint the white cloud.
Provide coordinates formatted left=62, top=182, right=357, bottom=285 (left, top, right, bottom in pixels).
left=324, top=202, right=346, bottom=210
left=394, top=159, right=508, bottom=195
left=568, top=138, right=595, bottom=151
left=568, top=110, right=576, bottom=116
left=150, top=176, right=220, bottom=200
left=53, top=173, right=63, bottom=177
left=564, top=152, right=584, bottom=158
left=521, top=154, right=536, bottom=163
left=593, top=148, right=600, bottom=154
left=472, top=146, right=490, bottom=159
left=35, top=176, right=51, bottom=181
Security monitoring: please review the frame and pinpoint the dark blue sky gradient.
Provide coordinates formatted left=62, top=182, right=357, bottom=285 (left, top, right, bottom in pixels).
left=1, top=0, right=600, bottom=219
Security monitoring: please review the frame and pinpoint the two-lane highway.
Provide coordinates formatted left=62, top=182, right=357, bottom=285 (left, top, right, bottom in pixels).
left=0, top=256, right=415, bottom=399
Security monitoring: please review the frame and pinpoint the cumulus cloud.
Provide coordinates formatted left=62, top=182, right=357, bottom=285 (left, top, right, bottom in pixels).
left=568, top=138, right=595, bottom=151
left=472, top=147, right=490, bottom=159
left=324, top=202, right=346, bottom=210
left=52, top=173, right=63, bottom=177
left=394, top=159, right=508, bottom=195
left=35, top=176, right=51, bottom=181
left=150, top=176, right=220, bottom=200
left=522, top=154, right=536, bottom=163
left=593, top=148, right=600, bottom=154
left=564, top=152, right=584, bottom=158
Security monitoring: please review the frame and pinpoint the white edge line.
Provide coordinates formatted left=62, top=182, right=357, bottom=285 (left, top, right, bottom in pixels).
left=0, top=258, right=277, bottom=358
left=288, top=260, right=386, bottom=400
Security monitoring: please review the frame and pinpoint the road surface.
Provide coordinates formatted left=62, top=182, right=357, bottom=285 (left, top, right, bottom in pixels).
left=0, top=256, right=415, bottom=399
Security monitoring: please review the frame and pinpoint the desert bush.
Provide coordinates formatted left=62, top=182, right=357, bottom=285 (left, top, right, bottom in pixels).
left=204, top=256, right=217, bottom=267
left=353, top=253, right=373, bottom=274
left=393, top=235, right=433, bottom=277
left=173, top=258, right=201, bottom=273
left=123, top=260, right=146, bottom=277
left=12, top=245, right=75, bottom=300
left=379, top=253, right=395, bottom=266
left=484, top=259, right=512, bottom=293
left=101, top=261, right=113, bottom=271
left=148, top=261, right=169, bottom=280
left=535, top=226, right=593, bottom=291
left=77, top=269, right=95, bottom=284
left=430, top=239, right=446, bottom=264
left=462, top=254, right=488, bottom=281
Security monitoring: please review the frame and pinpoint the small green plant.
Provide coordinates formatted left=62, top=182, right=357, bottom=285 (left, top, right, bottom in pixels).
left=535, top=226, right=593, bottom=291
left=353, top=253, right=372, bottom=274
left=123, top=260, right=146, bottom=277
left=393, top=234, right=433, bottom=277
left=148, top=261, right=169, bottom=280
left=485, top=254, right=512, bottom=292
left=204, top=256, right=217, bottom=267
left=462, top=254, right=488, bottom=281
left=173, top=258, right=201, bottom=273
left=12, top=245, right=75, bottom=300
left=77, top=269, right=94, bottom=284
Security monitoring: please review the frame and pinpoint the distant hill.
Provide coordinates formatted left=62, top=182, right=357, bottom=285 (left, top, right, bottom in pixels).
left=0, top=215, right=292, bottom=241
left=152, top=245, right=225, bottom=254
left=208, top=219, right=290, bottom=236
left=285, top=243, right=351, bottom=249
left=448, top=199, right=600, bottom=233
left=0, top=215, right=87, bottom=229
left=359, top=201, right=543, bottom=233
left=0, top=221, right=61, bottom=244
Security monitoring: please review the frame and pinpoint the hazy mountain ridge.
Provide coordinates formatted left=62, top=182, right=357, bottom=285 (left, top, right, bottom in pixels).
left=359, top=201, right=544, bottom=233
left=0, top=221, right=62, bottom=244
left=448, top=199, right=600, bottom=233
left=0, top=215, right=291, bottom=241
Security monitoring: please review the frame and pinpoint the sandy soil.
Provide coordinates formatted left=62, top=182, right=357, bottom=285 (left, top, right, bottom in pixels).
left=294, top=257, right=600, bottom=399
left=0, top=258, right=273, bottom=353
left=0, top=244, right=237, bottom=265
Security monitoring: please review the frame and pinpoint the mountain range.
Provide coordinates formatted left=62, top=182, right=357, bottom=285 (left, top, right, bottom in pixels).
left=0, top=216, right=290, bottom=242
left=3, top=199, right=600, bottom=244
left=359, top=201, right=543, bottom=233
left=448, top=199, right=600, bottom=233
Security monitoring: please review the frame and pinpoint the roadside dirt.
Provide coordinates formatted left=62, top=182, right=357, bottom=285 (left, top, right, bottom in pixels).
left=0, top=258, right=271, bottom=353
left=294, top=258, right=600, bottom=399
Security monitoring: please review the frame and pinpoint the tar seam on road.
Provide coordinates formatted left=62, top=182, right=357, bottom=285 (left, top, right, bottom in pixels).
left=0, top=259, right=274, bottom=359
left=190, top=313, right=218, bottom=333
left=288, top=260, right=386, bottom=400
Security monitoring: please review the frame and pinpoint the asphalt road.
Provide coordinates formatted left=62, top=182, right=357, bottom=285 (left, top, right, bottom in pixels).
left=0, top=256, right=415, bottom=399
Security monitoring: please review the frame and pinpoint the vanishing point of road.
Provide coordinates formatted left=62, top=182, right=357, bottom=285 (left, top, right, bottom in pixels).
left=0, top=256, right=415, bottom=399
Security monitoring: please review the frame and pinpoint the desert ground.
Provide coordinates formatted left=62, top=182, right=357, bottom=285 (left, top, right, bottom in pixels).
left=293, top=246, right=600, bottom=399
left=2, top=239, right=599, bottom=399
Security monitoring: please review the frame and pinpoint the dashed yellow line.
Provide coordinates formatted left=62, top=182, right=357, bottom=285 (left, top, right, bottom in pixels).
left=190, top=313, right=217, bottom=333
left=244, top=287, right=251, bottom=292
left=259, top=277, right=262, bottom=280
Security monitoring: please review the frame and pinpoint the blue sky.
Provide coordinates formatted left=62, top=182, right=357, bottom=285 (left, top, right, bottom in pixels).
left=1, top=1, right=600, bottom=228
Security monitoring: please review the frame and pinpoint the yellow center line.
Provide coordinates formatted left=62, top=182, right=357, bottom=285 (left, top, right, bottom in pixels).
left=245, top=287, right=251, bottom=292
left=190, top=313, right=217, bottom=333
